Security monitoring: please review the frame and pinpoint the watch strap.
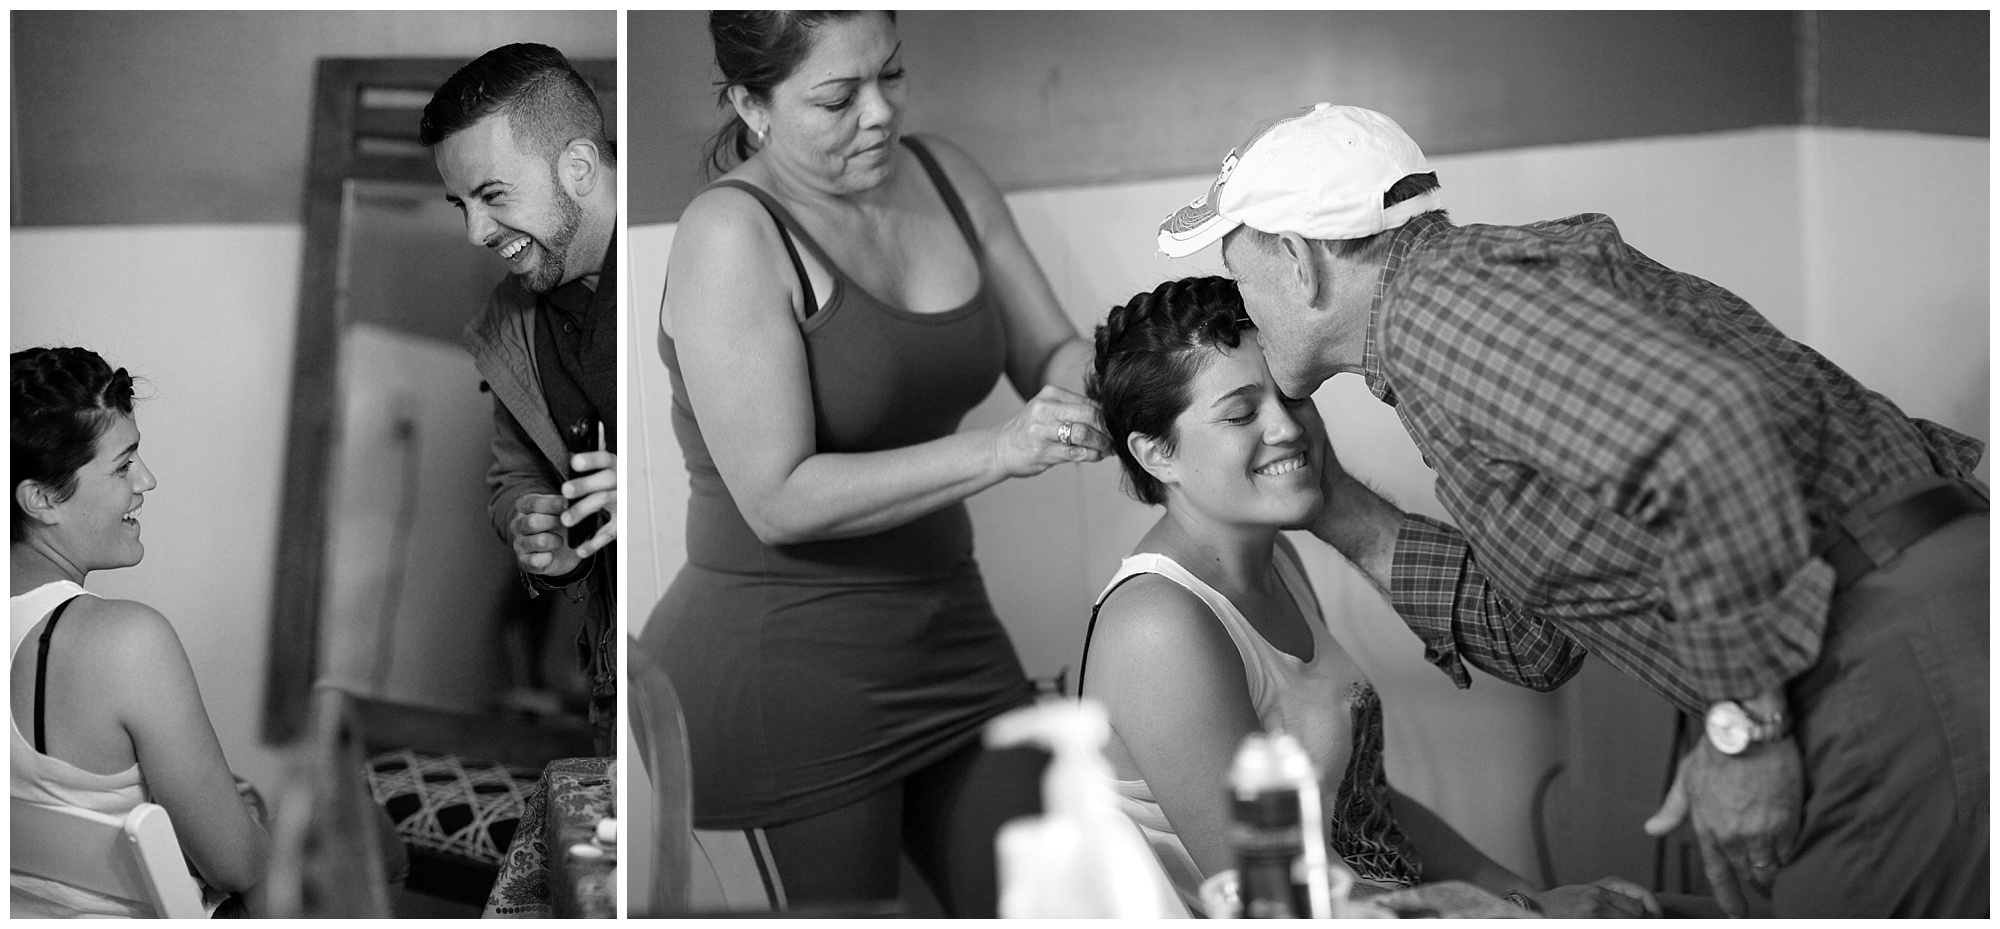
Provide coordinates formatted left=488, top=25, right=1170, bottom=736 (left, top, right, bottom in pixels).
left=1708, top=699, right=1791, bottom=754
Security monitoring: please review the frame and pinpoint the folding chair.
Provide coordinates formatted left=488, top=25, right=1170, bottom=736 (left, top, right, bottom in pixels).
left=11, top=798, right=207, bottom=918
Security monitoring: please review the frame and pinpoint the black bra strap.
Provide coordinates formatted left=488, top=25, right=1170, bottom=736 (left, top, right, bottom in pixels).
left=774, top=219, right=818, bottom=320
left=1076, top=574, right=1145, bottom=700
left=34, top=596, right=81, bottom=755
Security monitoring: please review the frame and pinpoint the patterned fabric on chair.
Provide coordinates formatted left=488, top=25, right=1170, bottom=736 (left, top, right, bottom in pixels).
left=365, top=748, right=543, bottom=903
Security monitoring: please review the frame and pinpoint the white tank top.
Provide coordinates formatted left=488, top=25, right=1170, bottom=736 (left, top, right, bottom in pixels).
left=11, top=580, right=156, bottom=917
left=9, top=581, right=231, bottom=918
left=1087, top=548, right=1384, bottom=912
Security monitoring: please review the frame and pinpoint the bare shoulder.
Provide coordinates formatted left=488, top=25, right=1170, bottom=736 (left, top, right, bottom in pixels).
left=674, top=182, right=780, bottom=252
left=1093, top=573, right=1233, bottom=664
left=55, top=597, right=195, bottom=689
left=905, top=134, right=1006, bottom=211
left=45, top=600, right=195, bottom=708
left=906, top=133, right=983, bottom=174
left=668, top=182, right=799, bottom=326
left=60, top=596, right=179, bottom=651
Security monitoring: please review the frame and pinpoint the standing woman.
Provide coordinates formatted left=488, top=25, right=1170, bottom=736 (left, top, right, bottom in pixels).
left=11, top=347, right=268, bottom=916
left=642, top=11, right=1108, bottom=916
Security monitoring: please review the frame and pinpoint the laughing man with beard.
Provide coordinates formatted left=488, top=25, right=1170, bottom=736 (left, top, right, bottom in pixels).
left=422, top=43, right=619, bottom=754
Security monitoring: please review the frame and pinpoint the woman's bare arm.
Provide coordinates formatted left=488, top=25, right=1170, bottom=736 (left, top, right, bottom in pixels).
left=1090, top=577, right=1261, bottom=879
left=101, top=601, right=269, bottom=893
left=666, top=185, right=1098, bottom=546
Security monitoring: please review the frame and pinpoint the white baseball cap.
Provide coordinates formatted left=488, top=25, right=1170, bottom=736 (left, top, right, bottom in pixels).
left=1158, top=103, right=1443, bottom=258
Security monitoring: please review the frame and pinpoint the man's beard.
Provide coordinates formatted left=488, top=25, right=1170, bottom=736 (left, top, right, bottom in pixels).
left=519, top=182, right=586, bottom=294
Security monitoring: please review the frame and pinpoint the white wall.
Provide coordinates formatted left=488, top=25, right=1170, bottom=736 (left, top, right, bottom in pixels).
left=1799, top=129, right=1990, bottom=441
left=11, top=224, right=303, bottom=794
left=626, top=125, right=1988, bottom=902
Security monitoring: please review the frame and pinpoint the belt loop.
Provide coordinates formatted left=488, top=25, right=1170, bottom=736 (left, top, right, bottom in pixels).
left=1837, top=506, right=1900, bottom=569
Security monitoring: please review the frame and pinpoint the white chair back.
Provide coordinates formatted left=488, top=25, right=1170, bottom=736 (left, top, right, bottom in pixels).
left=10, top=798, right=207, bottom=918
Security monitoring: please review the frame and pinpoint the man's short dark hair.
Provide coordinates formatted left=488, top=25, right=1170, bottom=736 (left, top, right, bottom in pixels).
left=1332, top=172, right=1442, bottom=260
left=420, top=43, right=613, bottom=164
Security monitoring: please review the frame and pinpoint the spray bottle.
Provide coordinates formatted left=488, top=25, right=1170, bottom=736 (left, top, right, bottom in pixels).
left=986, top=698, right=1188, bottom=918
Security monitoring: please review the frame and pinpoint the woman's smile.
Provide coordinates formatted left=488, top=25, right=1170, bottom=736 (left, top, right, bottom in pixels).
left=1253, top=450, right=1310, bottom=479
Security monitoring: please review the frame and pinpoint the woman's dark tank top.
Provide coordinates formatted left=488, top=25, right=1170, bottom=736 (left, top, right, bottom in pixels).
left=662, top=137, right=1006, bottom=582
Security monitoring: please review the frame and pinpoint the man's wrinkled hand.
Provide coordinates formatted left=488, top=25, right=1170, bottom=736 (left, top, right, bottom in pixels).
left=511, top=493, right=581, bottom=576
left=562, top=450, right=618, bottom=559
left=1643, top=737, right=1803, bottom=916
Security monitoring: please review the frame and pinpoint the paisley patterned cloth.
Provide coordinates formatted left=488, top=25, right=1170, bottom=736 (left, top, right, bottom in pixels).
left=1329, top=683, right=1424, bottom=887
left=483, top=757, right=615, bottom=918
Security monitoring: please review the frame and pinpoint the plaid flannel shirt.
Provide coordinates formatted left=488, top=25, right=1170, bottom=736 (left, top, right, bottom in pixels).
left=1368, top=212, right=1983, bottom=716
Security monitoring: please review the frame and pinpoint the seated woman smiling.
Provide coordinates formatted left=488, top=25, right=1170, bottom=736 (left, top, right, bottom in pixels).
left=11, top=347, right=268, bottom=917
left=1080, top=278, right=1659, bottom=918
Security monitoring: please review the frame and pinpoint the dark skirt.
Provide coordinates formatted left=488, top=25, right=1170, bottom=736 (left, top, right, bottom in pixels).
left=642, top=563, right=1034, bottom=829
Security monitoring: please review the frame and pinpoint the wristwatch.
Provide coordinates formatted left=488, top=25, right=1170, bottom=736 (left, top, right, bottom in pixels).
left=1704, top=700, right=1790, bottom=755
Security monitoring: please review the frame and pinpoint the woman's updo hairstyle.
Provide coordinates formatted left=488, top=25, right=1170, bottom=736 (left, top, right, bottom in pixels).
left=703, top=11, right=897, bottom=177
left=1086, top=276, right=1252, bottom=506
left=12, top=347, right=137, bottom=542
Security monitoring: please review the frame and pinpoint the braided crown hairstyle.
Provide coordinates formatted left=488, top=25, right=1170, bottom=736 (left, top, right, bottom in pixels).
left=12, top=347, right=138, bottom=542
left=703, top=11, right=895, bottom=178
left=1086, top=276, right=1252, bottom=506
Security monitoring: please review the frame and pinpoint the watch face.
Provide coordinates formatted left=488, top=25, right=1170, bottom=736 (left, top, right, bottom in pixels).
left=1706, top=703, right=1751, bottom=755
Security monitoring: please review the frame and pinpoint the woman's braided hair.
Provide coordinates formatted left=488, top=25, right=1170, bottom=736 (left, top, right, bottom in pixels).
left=11, top=347, right=137, bottom=542
left=1086, top=276, right=1252, bottom=505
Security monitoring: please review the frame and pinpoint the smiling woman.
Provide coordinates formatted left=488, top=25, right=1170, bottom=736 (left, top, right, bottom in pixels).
left=1079, top=278, right=1662, bottom=917
left=10, top=346, right=270, bottom=917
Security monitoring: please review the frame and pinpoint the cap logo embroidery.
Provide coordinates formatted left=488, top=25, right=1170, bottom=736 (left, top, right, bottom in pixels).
left=1214, top=150, right=1241, bottom=187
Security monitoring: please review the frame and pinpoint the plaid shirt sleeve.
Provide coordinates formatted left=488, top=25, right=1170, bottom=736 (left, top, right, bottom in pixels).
left=1386, top=217, right=1834, bottom=705
left=1912, top=417, right=1989, bottom=479
left=1390, top=513, right=1588, bottom=691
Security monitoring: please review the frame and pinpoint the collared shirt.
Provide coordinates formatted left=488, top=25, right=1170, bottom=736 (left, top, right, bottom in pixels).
left=535, top=232, right=618, bottom=458
left=1366, top=212, right=1983, bottom=715
left=527, top=235, right=618, bottom=695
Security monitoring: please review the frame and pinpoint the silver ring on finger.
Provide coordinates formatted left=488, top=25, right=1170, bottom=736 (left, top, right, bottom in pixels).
left=1056, top=421, right=1073, bottom=445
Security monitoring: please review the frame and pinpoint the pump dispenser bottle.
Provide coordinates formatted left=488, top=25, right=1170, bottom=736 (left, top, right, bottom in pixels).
left=985, top=698, right=1188, bottom=918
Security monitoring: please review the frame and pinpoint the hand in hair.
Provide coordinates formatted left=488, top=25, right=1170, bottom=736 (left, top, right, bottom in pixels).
left=989, top=384, right=1109, bottom=478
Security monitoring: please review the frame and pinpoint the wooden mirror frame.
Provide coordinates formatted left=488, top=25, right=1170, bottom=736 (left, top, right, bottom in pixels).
left=264, top=57, right=615, bottom=745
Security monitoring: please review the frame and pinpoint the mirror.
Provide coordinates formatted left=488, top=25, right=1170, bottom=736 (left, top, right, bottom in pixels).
left=316, top=179, right=520, bottom=708
left=265, top=58, right=617, bottom=744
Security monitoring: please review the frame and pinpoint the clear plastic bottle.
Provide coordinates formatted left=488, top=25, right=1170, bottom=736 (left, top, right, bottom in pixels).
left=986, top=698, right=1187, bottom=918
